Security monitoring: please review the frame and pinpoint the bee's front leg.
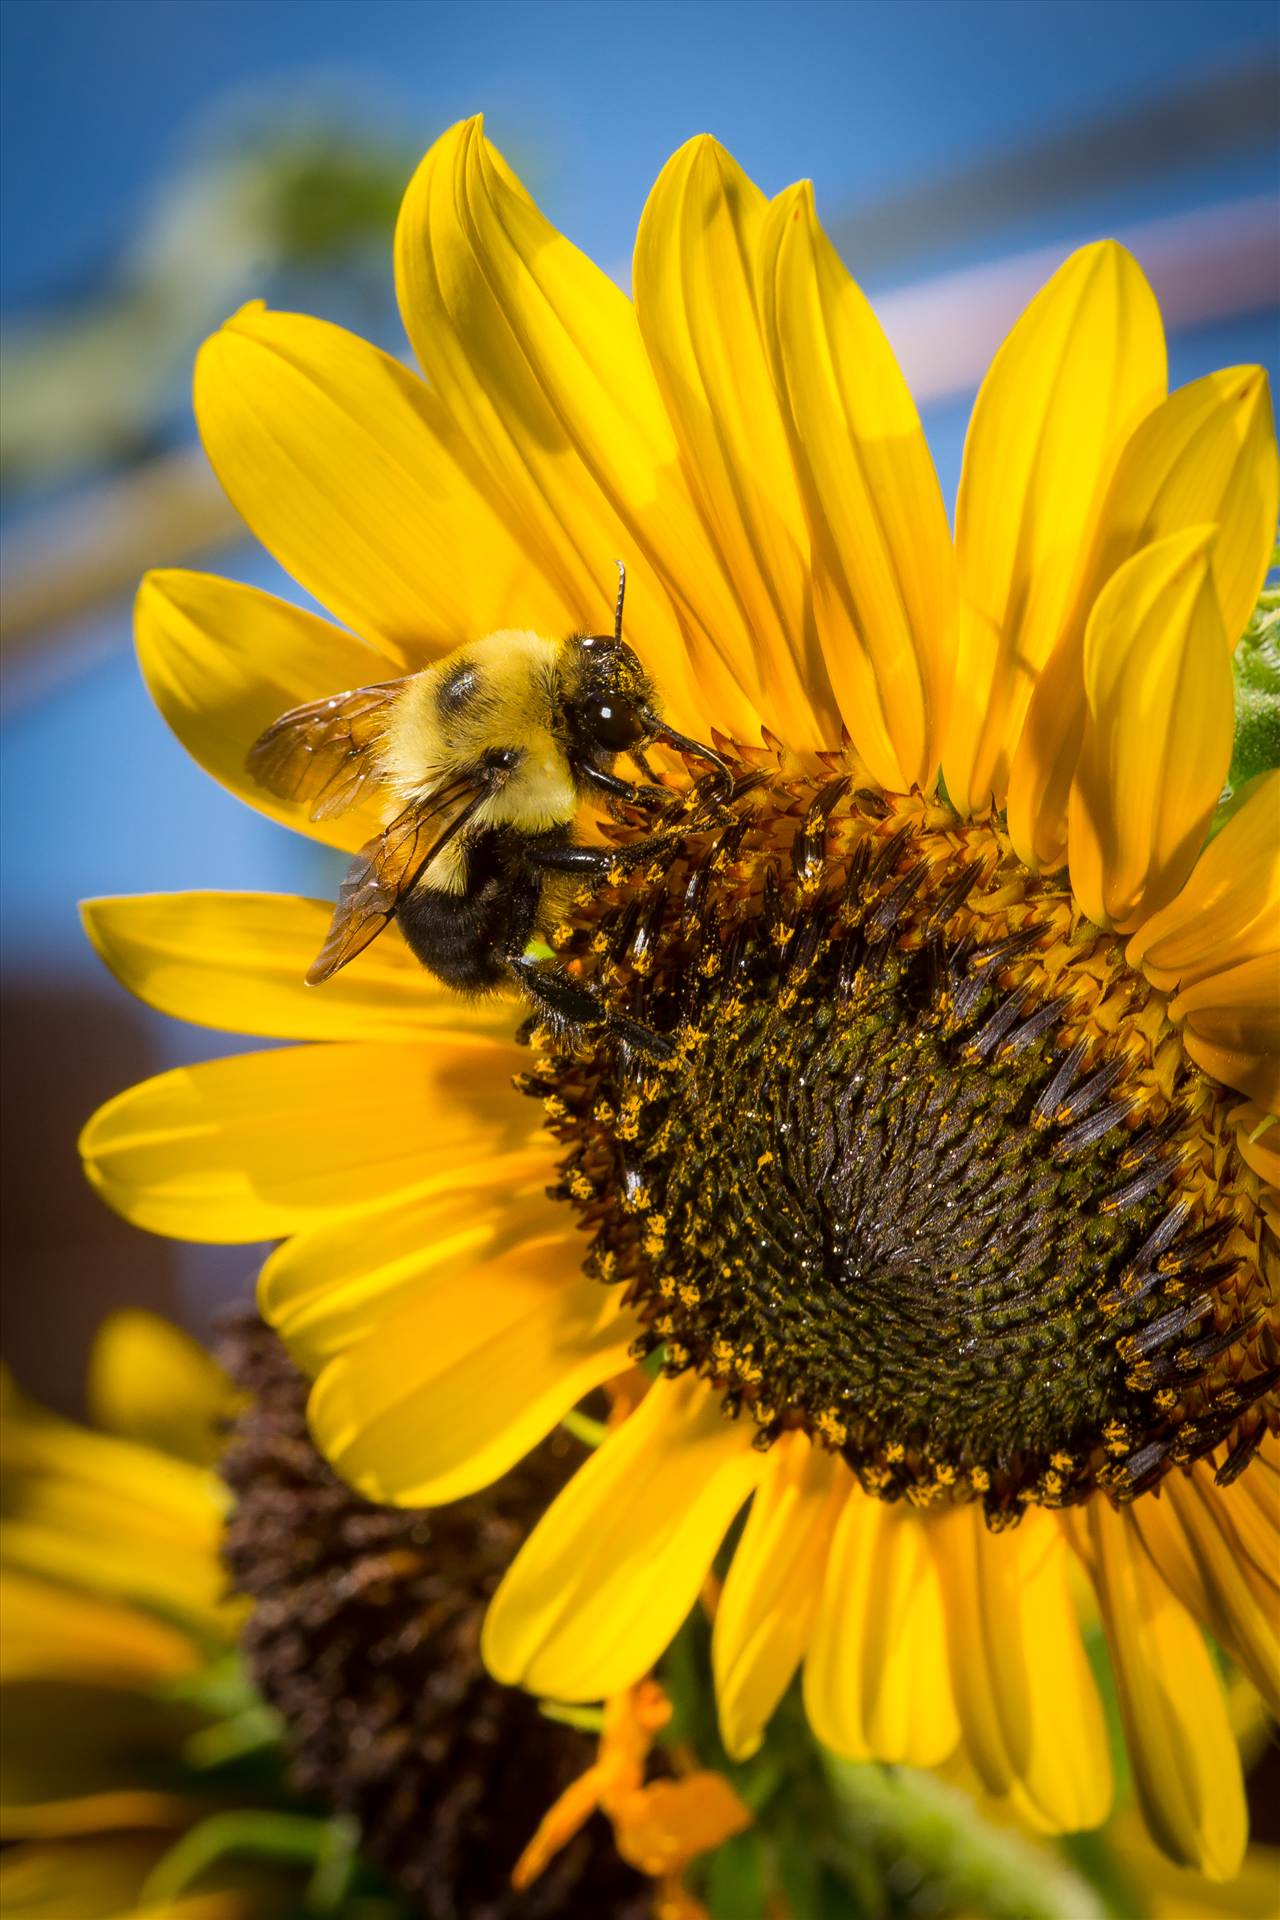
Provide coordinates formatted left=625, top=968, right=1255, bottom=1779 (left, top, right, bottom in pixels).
left=578, top=762, right=670, bottom=816
left=507, top=951, right=673, bottom=1059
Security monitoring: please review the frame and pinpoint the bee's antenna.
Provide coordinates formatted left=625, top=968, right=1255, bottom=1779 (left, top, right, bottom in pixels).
left=613, top=559, right=626, bottom=643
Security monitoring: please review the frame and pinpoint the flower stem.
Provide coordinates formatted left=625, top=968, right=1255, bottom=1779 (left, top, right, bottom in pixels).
left=819, top=1753, right=1107, bottom=1920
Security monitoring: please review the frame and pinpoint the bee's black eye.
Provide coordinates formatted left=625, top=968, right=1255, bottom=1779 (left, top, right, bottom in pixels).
left=586, top=699, right=646, bottom=751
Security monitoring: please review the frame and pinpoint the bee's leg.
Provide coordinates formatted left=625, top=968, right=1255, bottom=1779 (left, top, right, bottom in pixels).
left=579, top=763, right=669, bottom=814
left=508, top=951, right=673, bottom=1059
left=525, top=839, right=675, bottom=880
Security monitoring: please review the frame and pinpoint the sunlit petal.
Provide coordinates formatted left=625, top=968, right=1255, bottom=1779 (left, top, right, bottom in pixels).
left=760, top=181, right=954, bottom=787
left=483, top=1376, right=763, bottom=1701
left=1009, top=367, right=1279, bottom=867
left=395, top=115, right=760, bottom=735
left=948, top=242, right=1165, bottom=815
left=1067, top=527, right=1233, bottom=932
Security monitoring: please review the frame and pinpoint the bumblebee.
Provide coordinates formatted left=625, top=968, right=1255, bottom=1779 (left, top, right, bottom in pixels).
left=246, top=566, right=727, bottom=1050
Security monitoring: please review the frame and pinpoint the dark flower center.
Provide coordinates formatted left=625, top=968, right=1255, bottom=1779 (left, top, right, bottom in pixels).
left=527, top=755, right=1275, bottom=1526
left=219, top=1317, right=651, bottom=1919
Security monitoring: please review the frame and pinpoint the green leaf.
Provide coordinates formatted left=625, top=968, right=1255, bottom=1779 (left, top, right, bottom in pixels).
left=705, top=1826, right=767, bottom=1919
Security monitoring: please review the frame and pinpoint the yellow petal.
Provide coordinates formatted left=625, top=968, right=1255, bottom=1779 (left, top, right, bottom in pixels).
left=1170, top=953, right=1280, bottom=1110
left=1232, top=1103, right=1280, bottom=1189
left=1126, top=771, right=1280, bottom=992
left=195, top=302, right=570, bottom=661
left=81, top=892, right=522, bottom=1044
left=759, top=180, right=955, bottom=788
left=1067, top=526, right=1233, bottom=932
left=79, top=1037, right=529, bottom=1243
left=0, top=1790, right=193, bottom=1847
left=928, top=1506, right=1111, bottom=1831
left=634, top=139, right=831, bottom=745
left=1129, top=1464, right=1279, bottom=1718
left=1112, top=1819, right=1280, bottom=1920
left=803, top=1491, right=959, bottom=1766
left=712, top=1434, right=845, bottom=1761
left=135, top=569, right=395, bottom=855
left=482, top=1375, right=763, bottom=1700
left=306, top=1235, right=638, bottom=1505
left=1009, top=367, right=1280, bottom=868
left=394, top=116, right=758, bottom=737
left=1218, top=1449, right=1280, bottom=1597
left=1082, top=1499, right=1246, bottom=1880
left=0, top=1836, right=236, bottom=1919
left=947, top=242, right=1166, bottom=815
left=1180, top=1038, right=1278, bottom=1112
left=0, top=1380, right=226, bottom=1639
left=0, top=1568, right=198, bottom=1688
left=85, top=1312, right=233, bottom=1469
left=259, top=1148, right=559, bottom=1367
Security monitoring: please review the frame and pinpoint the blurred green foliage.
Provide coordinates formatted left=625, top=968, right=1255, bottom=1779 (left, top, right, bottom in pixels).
left=1, top=113, right=419, bottom=489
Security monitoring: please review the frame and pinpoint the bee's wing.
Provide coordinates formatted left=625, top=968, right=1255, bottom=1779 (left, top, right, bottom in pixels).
left=305, top=774, right=491, bottom=985
left=247, top=680, right=409, bottom=821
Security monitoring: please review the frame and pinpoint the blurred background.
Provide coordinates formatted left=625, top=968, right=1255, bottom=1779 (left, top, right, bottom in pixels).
left=2, top=0, right=1278, bottom=1414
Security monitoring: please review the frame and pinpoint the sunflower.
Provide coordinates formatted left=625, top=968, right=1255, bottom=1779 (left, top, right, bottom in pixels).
left=80, top=118, right=1279, bottom=1885
left=0, top=1309, right=713, bottom=1917
left=0, top=1310, right=280, bottom=1919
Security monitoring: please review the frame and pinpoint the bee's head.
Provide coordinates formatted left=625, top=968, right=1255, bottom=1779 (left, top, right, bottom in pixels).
left=562, top=562, right=731, bottom=789
left=561, top=560, right=656, bottom=762
left=563, top=629, right=656, bottom=760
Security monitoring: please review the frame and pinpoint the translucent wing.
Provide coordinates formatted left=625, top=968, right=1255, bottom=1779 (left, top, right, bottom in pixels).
left=247, top=680, right=408, bottom=822
left=305, top=773, right=491, bottom=985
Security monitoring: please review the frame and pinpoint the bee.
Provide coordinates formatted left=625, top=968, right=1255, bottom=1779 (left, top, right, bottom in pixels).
left=246, top=565, right=727, bottom=1051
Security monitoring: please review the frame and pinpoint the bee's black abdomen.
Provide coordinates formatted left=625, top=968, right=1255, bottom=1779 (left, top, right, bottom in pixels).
left=396, top=827, right=549, bottom=993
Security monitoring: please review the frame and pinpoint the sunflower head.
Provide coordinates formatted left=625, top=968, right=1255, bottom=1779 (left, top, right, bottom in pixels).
left=78, top=114, right=1279, bottom=1887
left=531, top=755, right=1276, bottom=1525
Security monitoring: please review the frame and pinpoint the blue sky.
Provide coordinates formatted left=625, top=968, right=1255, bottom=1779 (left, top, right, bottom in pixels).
left=3, top=0, right=1277, bottom=983
left=4, top=0, right=1277, bottom=308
